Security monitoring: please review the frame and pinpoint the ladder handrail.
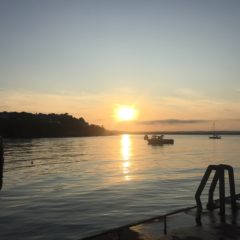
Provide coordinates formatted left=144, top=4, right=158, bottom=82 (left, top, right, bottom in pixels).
left=195, top=164, right=236, bottom=222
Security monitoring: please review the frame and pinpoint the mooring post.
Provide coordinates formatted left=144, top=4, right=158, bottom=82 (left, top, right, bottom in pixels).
left=0, top=136, right=4, bottom=190
left=163, top=215, right=167, bottom=234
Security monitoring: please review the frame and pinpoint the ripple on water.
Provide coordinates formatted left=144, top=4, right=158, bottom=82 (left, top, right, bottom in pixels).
left=1, top=135, right=240, bottom=239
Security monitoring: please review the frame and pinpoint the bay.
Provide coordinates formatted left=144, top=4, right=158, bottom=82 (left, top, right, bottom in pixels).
left=0, top=135, right=240, bottom=239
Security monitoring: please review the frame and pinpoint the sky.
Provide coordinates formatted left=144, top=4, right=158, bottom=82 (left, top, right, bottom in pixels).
left=0, top=0, right=240, bottom=131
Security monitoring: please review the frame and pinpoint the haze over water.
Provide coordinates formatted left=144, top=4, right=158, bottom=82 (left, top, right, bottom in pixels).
left=0, top=135, right=240, bottom=239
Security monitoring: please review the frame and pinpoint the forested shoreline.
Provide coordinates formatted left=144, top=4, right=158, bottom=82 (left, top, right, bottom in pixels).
left=0, top=112, right=111, bottom=138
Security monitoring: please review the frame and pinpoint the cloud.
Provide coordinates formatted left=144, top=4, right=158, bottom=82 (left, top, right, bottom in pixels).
left=229, top=118, right=240, bottom=122
left=137, top=118, right=240, bottom=126
left=174, top=88, right=204, bottom=99
left=137, top=119, right=210, bottom=125
left=0, top=89, right=105, bottom=117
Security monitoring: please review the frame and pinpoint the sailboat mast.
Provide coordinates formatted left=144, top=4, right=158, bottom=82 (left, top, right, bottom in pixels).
left=209, top=121, right=221, bottom=139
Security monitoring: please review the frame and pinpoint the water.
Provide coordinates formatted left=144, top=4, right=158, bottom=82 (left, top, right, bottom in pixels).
left=0, top=135, right=240, bottom=239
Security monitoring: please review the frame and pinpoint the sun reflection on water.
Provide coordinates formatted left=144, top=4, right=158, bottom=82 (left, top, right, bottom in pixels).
left=121, top=134, right=132, bottom=181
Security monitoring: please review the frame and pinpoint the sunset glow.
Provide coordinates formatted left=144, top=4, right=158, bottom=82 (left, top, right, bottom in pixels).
left=1, top=1, right=240, bottom=132
left=121, top=134, right=132, bottom=181
left=115, top=106, right=138, bottom=122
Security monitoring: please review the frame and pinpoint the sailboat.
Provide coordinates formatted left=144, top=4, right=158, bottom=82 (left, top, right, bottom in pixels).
left=209, top=121, right=221, bottom=139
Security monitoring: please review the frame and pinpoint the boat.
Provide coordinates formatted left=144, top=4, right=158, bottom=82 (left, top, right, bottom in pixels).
left=144, top=134, right=174, bottom=145
left=209, top=135, right=221, bottom=139
left=209, top=122, right=221, bottom=139
left=144, top=134, right=148, bottom=140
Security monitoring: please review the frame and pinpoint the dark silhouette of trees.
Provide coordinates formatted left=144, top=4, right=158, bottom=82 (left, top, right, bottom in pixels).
left=0, top=112, right=109, bottom=138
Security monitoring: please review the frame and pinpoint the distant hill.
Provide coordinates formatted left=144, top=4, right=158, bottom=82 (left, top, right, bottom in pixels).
left=117, top=130, right=240, bottom=135
left=0, top=112, right=111, bottom=138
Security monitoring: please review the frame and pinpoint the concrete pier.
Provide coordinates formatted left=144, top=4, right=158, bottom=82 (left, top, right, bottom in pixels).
left=81, top=194, right=240, bottom=240
left=131, top=201, right=240, bottom=240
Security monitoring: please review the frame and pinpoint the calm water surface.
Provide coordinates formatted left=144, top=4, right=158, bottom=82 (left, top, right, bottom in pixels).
left=0, top=135, right=240, bottom=239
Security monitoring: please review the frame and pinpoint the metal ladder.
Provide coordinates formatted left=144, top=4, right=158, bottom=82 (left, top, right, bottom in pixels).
left=195, top=164, right=237, bottom=223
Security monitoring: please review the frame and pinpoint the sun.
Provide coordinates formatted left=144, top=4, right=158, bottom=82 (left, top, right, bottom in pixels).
left=115, top=105, right=138, bottom=121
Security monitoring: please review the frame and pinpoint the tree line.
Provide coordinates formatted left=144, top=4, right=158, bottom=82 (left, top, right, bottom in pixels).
left=0, top=112, right=111, bottom=138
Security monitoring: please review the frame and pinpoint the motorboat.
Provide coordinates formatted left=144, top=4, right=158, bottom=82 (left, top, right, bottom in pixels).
left=144, top=134, right=174, bottom=145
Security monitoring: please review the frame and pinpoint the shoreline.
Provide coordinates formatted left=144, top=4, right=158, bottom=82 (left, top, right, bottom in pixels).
left=2, top=131, right=240, bottom=139
left=115, top=131, right=240, bottom=135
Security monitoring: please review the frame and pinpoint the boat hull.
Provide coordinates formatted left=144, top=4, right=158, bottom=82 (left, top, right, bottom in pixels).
left=147, top=138, right=174, bottom=145
left=209, top=136, right=221, bottom=139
